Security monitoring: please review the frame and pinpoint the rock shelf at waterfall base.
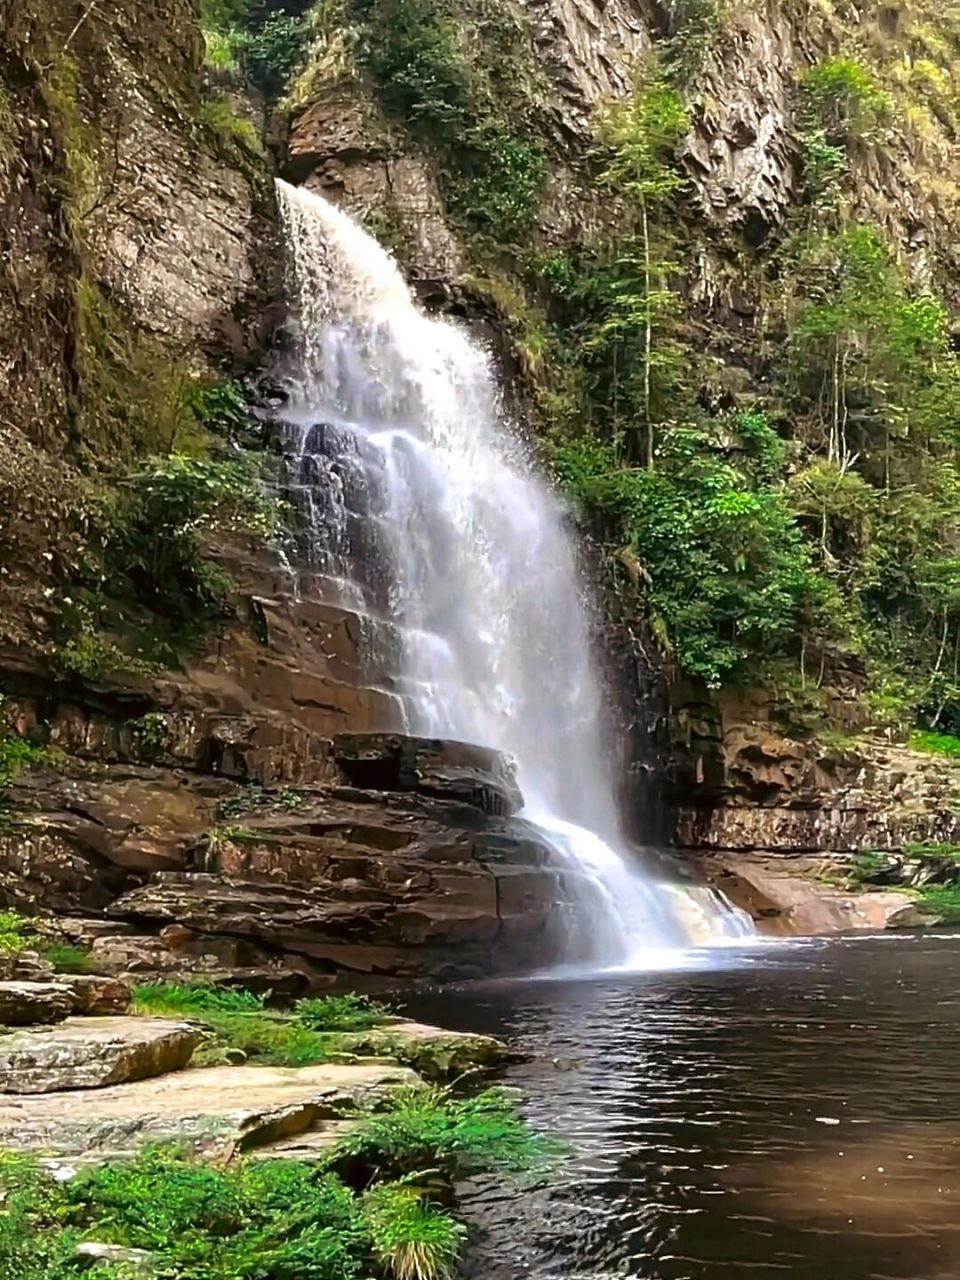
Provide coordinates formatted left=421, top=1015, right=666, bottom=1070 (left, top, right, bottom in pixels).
left=0, top=965, right=540, bottom=1280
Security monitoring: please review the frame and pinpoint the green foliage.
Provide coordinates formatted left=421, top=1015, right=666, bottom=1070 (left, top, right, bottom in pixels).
left=902, top=841, right=960, bottom=858
left=346, top=0, right=546, bottom=239
left=219, top=784, right=306, bottom=819
left=189, top=380, right=249, bottom=435
left=663, top=0, right=724, bottom=82
left=0, top=734, right=45, bottom=789
left=203, top=27, right=242, bottom=72
left=910, top=730, right=960, bottom=757
left=0, top=912, right=35, bottom=957
left=208, top=823, right=261, bottom=847
left=39, top=943, right=98, bottom=974
left=133, top=983, right=391, bottom=1065
left=553, top=418, right=836, bottom=685
left=597, top=69, right=690, bottom=205
left=363, top=1183, right=466, bottom=1280
left=295, top=993, right=391, bottom=1032
left=846, top=851, right=895, bottom=885
left=799, top=127, right=847, bottom=205
left=129, top=712, right=167, bottom=757
left=241, top=15, right=310, bottom=94
left=342, top=1086, right=558, bottom=1182
left=0, top=1085, right=553, bottom=1277
left=113, top=455, right=278, bottom=625
left=799, top=56, right=893, bottom=143
left=132, top=983, right=344, bottom=1068
left=198, top=97, right=265, bottom=158
left=132, top=981, right=266, bottom=1018
left=917, top=884, right=960, bottom=920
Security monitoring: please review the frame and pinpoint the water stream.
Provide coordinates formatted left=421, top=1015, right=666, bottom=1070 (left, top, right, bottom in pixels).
left=275, top=179, right=751, bottom=966
left=406, top=933, right=960, bottom=1280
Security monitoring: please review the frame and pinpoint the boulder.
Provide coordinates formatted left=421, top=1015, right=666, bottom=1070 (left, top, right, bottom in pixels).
left=332, top=733, right=523, bottom=816
left=334, top=1018, right=508, bottom=1081
left=0, top=1017, right=203, bottom=1094
left=0, top=981, right=73, bottom=1026
left=0, top=1061, right=416, bottom=1158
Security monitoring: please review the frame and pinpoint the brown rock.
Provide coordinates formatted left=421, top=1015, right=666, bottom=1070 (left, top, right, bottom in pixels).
left=62, top=975, right=132, bottom=1017
left=333, top=733, right=524, bottom=815
left=0, top=1017, right=203, bottom=1094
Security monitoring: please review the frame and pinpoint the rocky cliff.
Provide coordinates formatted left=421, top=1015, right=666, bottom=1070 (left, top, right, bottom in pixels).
left=3, top=0, right=960, bottom=962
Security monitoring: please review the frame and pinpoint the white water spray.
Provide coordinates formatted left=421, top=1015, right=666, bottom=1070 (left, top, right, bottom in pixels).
left=276, top=180, right=752, bottom=966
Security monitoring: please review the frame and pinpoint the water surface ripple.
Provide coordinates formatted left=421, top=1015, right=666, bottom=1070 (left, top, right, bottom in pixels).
left=407, top=935, right=960, bottom=1279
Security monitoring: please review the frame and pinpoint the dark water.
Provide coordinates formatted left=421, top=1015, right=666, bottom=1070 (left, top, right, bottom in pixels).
left=405, top=934, right=960, bottom=1280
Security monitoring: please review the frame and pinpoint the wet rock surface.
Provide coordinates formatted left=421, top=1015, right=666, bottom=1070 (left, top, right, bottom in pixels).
left=0, top=734, right=569, bottom=983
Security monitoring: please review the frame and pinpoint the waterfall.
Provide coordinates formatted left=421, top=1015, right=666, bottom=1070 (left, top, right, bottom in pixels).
left=275, top=180, right=753, bottom=967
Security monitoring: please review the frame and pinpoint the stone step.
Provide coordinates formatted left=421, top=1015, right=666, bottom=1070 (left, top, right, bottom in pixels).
left=0, top=1017, right=203, bottom=1095
left=0, top=1061, right=416, bottom=1160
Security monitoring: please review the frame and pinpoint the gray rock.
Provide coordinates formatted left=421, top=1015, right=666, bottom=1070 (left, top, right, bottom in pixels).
left=76, top=1242, right=154, bottom=1275
left=0, top=981, right=74, bottom=1026
left=0, top=1017, right=203, bottom=1094
left=0, top=1061, right=417, bottom=1158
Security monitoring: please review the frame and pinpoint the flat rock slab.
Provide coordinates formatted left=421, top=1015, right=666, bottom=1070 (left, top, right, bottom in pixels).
left=0, top=1061, right=417, bottom=1159
left=0, top=981, right=74, bottom=1026
left=334, top=1018, right=507, bottom=1080
left=0, top=1017, right=203, bottom=1094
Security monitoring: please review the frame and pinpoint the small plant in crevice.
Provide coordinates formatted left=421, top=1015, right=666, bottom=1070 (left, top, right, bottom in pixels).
left=199, top=96, right=265, bottom=158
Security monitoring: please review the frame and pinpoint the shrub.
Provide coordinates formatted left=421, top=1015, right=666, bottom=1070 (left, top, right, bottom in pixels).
left=342, top=1086, right=558, bottom=1181
left=364, top=1183, right=466, bottom=1280
left=0, top=912, right=35, bottom=957
left=799, top=56, right=893, bottom=143
left=0, top=734, right=45, bottom=788
left=552, top=419, right=837, bottom=686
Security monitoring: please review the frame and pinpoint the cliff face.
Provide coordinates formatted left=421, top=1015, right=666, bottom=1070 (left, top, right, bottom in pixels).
left=2, top=0, right=960, bottom=963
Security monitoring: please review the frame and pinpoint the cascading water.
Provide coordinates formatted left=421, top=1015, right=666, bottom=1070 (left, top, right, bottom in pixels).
left=275, top=179, right=752, bottom=967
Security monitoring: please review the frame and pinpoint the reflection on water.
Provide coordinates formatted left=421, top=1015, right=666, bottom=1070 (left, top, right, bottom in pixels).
left=404, top=934, right=960, bottom=1280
